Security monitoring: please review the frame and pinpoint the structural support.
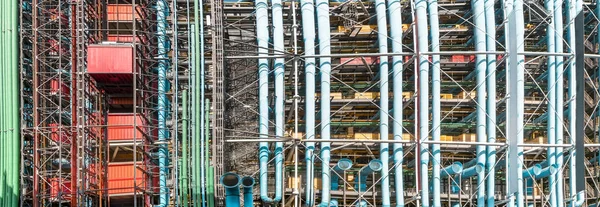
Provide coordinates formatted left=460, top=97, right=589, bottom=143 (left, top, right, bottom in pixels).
left=472, top=0, right=487, bottom=204
left=272, top=0, right=285, bottom=203
left=506, top=0, right=525, bottom=205
left=484, top=0, right=498, bottom=203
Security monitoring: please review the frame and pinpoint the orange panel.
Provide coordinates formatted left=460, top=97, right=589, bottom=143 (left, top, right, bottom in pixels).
left=340, top=57, right=375, bottom=66
left=107, top=4, right=141, bottom=21
left=107, top=34, right=141, bottom=43
left=107, top=113, right=144, bottom=141
left=107, top=162, right=144, bottom=194
left=88, top=44, right=134, bottom=74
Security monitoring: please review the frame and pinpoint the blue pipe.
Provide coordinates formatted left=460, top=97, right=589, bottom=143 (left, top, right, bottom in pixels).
left=522, top=164, right=542, bottom=179
left=374, top=0, right=390, bottom=205
left=331, top=158, right=353, bottom=191
left=415, top=0, right=430, bottom=204
left=535, top=164, right=558, bottom=179
left=330, top=199, right=339, bottom=207
left=387, top=0, right=405, bottom=203
left=241, top=176, right=255, bottom=207
left=568, top=0, right=578, bottom=202
left=545, top=0, right=557, bottom=204
left=316, top=0, right=332, bottom=205
left=356, top=160, right=384, bottom=191
left=272, top=0, right=285, bottom=203
left=484, top=0, right=497, bottom=203
left=221, top=173, right=241, bottom=207
left=554, top=0, right=565, bottom=204
left=459, top=164, right=484, bottom=178
left=428, top=0, right=441, bottom=204
left=157, top=0, right=169, bottom=205
left=440, top=162, right=463, bottom=178
left=300, top=0, right=317, bottom=203
left=472, top=0, right=487, bottom=204
left=255, top=0, right=280, bottom=203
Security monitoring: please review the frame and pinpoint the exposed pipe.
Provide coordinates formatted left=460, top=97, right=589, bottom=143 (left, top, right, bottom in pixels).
left=331, top=158, right=353, bottom=191
left=472, top=0, right=487, bottom=204
left=374, top=0, right=391, bottom=205
left=386, top=0, right=405, bottom=204
left=157, top=0, right=170, bottom=205
left=459, top=164, right=484, bottom=178
left=554, top=0, right=565, bottom=204
left=484, top=0, right=498, bottom=202
left=356, top=159, right=384, bottom=191
left=206, top=99, right=215, bottom=207
left=272, top=0, right=285, bottom=203
left=241, top=176, right=255, bottom=207
left=300, top=0, right=317, bottom=203
left=522, top=164, right=542, bottom=178
left=255, top=0, right=282, bottom=203
left=535, top=164, right=558, bottom=179
left=181, top=90, right=189, bottom=206
left=428, top=0, right=442, bottom=203
left=316, top=0, right=332, bottom=204
left=546, top=0, right=557, bottom=203
left=415, top=0, right=430, bottom=203
left=330, top=199, right=339, bottom=207
left=221, top=173, right=242, bottom=207
left=514, top=0, right=526, bottom=205
left=440, top=162, right=463, bottom=178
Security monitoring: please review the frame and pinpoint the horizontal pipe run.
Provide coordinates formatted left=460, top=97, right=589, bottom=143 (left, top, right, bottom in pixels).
left=440, top=162, right=463, bottom=178
left=459, top=164, right=483, bottom=178
left=535, top=164, right=558, bottom=179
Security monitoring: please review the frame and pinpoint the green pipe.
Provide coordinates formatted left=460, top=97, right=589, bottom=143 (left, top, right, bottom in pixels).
left=193, top=0, right=203, bottom=203
left=181, top=90, right=189, bottom=207
left=205, top=99, right=213, bottom=207
left=0, top=0, right=5, bottom=203
left=207, top=167, right=215, bottom=207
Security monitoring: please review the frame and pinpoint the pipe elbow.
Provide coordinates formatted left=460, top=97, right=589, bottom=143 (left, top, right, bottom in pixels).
left=573, top=191, right=585, bottom=207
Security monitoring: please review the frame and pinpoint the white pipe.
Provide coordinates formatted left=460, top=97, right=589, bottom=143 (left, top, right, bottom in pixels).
left=316, top=0, right=332, bottom=204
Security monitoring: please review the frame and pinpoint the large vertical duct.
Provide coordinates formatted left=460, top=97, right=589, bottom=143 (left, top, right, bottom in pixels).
left=157, top=0, right=170, bottom=205
left=241, top=176, right=255, bottom=207
left=545, top=0, right=557, bottom=203
left=221, top=173, right=242, bottom=207
left=553, top=0, right=565, bottom=204
left=300, top=0, right=317, bottom=203
left=414, top=0, right=430, bottom=204
left=316, top=0, right=332, bottom=204
left=428, top=0, right=442, bottom=204
left=484, top=0, right=497, bottom=203
left=272, top=0, right=285, bottom=203
left=386, top=0, right=405, bottom=204
left=374, top=0, right=391, bottom=205
left=472, top=0, right=487, bottom=204
left=255, top=0, right=281, bottom=203
left=389, top=6, right=406, bottom=207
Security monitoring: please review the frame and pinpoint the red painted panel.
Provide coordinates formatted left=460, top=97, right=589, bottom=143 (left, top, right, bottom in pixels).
left=108, top=162, right=144, bottom=194
left=50, top=178, right=72, bottom=201
left=88, top=44, right=134, bottom=74
left=107, top=4, right=141, bottom=21
left=107, top=113, right=144, bottom=141
left=49, top=79, right=70, bottom=96
left=49, top=123, right=71, bottom=144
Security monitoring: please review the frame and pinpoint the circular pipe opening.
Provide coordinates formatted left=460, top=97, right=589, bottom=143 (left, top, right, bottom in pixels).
left=220, top=172, right=241, bottom=188
left=337, top=158, right=353, bottom=171
left=368, top=159, right=383, bottom=171
left=241, top=176, right=255, bottom=187
left=450, top=162, right=463, bottom=173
